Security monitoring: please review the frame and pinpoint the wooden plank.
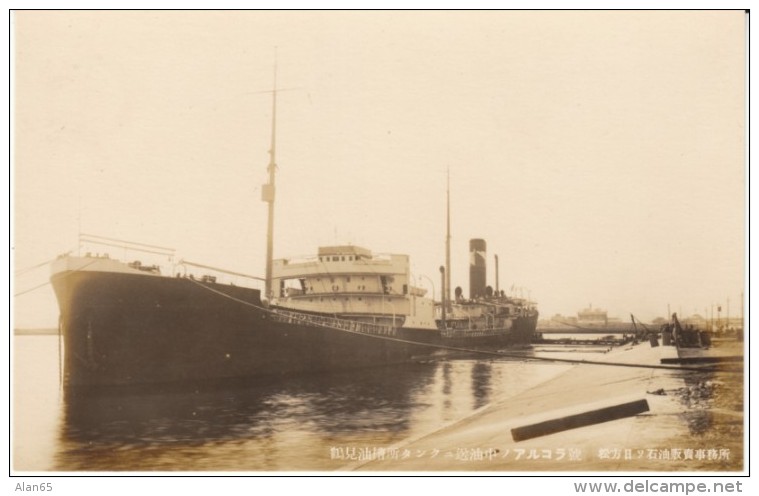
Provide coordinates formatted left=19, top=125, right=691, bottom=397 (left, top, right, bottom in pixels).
left=511, top=399, right=650, bottom=442
left=660, top=356, right=743, bottom=365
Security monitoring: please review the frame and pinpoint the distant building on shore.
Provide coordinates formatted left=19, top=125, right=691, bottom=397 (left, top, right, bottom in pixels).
left=681, top=314, right=743, bottom=333
left=538, top=306, right=629, bottom=332
left=577, top=304, right=608, bottom=326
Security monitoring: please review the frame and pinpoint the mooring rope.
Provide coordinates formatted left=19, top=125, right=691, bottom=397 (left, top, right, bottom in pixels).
left=14, top=259, right=100, bottom=297
left=14, top=257, right=58, bottom=276
left=14, top=280, right=54, bottom=297
left=185, top=277, right=740, bottom=374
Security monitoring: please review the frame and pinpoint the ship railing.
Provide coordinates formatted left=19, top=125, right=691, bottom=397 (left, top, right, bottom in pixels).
left=440, top=327, right=511, bottom=338
left=177, top=259, right=266, bottom=290
left=269, top=308, right=398, bottom=337
left=79, top=233, right=176, bottom=259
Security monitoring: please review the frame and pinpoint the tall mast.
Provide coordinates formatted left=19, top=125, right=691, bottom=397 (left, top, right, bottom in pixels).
left=445, top=169, right=451, bottom=306
left=495, top=254, right=499, bottom=294
left=262, top=57, right=278, bottom=300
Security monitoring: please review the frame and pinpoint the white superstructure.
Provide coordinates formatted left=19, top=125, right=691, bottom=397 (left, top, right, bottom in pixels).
left=272, top=245, right=437, bottom=330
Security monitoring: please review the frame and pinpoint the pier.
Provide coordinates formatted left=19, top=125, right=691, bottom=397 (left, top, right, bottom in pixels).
left=346, top=338, right=744, bottom=472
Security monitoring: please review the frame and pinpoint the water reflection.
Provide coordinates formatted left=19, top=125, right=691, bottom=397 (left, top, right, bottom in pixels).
left=471, top=363, right=492, bottom=409
left=17, top=336, right=581, bottom=472
left=57, top=362, right=443, bottom=470
left=49, top=350, right=563, bottom=471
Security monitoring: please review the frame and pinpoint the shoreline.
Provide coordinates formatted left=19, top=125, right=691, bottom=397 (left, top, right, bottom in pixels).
left=347, top=340, right=744, bottom=472
left=14, top=328, right=58, bottom=336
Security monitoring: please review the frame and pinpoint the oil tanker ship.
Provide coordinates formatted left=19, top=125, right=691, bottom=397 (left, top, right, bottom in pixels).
left=51, top=238, right=537, bottom=387
left=50, top=86, right=538, bottom=388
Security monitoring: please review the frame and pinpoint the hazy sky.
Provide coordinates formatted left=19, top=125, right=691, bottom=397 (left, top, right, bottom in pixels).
left=12, top=10, right=746, bottom=327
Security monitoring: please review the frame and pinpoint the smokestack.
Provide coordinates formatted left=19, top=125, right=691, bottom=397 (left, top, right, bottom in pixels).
left=469, top=238, right=486, bottom=299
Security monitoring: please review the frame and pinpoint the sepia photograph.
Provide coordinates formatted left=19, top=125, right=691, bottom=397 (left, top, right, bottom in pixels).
left=10, top=9, right=747, bottom=478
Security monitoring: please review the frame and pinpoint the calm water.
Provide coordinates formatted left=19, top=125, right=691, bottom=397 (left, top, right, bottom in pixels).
left=14, top=335, right=577, bottom=472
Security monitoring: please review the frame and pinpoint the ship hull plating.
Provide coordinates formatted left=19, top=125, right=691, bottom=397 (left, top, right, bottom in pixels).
left=441, top=314, right=538, bottom=350
left=51, top=270, right=437, bottom=387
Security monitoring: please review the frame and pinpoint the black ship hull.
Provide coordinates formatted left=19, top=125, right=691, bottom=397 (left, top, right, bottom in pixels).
left=441, top=313, right=539, bottom=350
left=52, top=265, right=538, bottom=388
